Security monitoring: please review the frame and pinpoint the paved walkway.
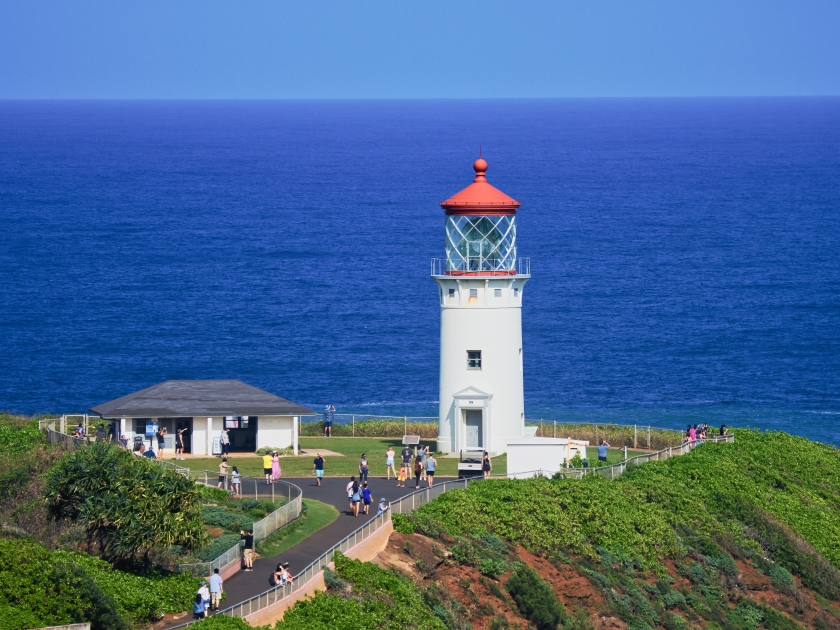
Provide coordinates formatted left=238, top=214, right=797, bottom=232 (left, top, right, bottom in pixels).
left=218, top=475, right=448, bottom=611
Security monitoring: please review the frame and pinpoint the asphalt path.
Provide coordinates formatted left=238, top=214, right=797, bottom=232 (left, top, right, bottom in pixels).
left=218, top=474, right=449, bottom=611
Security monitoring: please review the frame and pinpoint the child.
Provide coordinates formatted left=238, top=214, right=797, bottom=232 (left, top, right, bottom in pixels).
left=377, top=497, right=389, bottom=516
left=193, top=593, right=206, bottom=620
left=397, top=464, right=406, bottom=488
left=362, top=482, right=372, bottom=515
left=231, top=466, right=241, bottom=497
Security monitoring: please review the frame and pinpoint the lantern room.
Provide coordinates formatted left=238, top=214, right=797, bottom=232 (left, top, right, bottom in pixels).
left=439, top=157, right=521, bottom=276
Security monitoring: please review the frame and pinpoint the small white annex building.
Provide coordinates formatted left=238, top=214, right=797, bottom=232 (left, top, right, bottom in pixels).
left=433, top=157, right=530, bottom=456
left=90, top=380, right=314, bottom=456
left=506, top=437, right=590, bottom=479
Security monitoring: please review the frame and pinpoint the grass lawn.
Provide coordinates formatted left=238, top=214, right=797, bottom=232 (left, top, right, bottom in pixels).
left=179, top=438, right=643, bottom=478
left=256, top=499, right=338, bottom=558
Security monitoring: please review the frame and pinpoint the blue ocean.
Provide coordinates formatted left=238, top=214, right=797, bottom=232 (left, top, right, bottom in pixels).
left=1, top=99, right=838, bottom=445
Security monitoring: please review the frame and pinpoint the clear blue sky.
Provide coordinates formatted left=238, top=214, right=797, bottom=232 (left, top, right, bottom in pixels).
left=1, top=0, right=838, bottom=98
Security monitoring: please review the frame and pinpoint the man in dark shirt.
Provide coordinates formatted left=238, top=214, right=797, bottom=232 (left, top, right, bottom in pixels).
left=401, top=446, right=413, bottom=467
left=240, top=529, right=254, bottom=571
left=312, top=453, right=325, bottom=487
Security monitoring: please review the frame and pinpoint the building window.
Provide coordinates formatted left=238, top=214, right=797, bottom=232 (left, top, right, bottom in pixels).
left=469, top=288, right=477, bottom=298
left=449, top=288, right=455, bottom=298
left=514, top=288, right=519, bottom=297
left=494, top=288, right=501, bottom=297
left=467, top=350, right=482, bottom=369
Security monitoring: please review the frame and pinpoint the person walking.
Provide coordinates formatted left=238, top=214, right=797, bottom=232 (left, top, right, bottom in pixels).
left=107, top=423, right=116, bottom=443
left=175, top=428, right=185, bottom=459
left=198, top=581, right=210, bottom=618
left=192, top=593, right=206, bottom=620
left=263, top=452, right=273, bottom=484
left=362, top=482, right=372, bottom=515
left=240, top=529, right=254, bottom=571
left=385, top=446, right=396, bottom=480
left=413, top=455, right=422, bottom=488
left=347, top=476, right=358, bottom=515
left=208, top=568, right=223, bottom=612
left=426, top=453, right=436, bottom=487
left=689, top=425, right=698, bottom=443
left=482, top=451, right=492, bottom=479
left=217, top=457, right=230, bottom=489
left=156, top=426, right=167, bottom=457
left=597, top=439, right=610, bottom=463
left=397, top=464, right=406, bottom=488
left=95, top=424, right=106, bottom=443
left=358, top=453, right=369, bottom=483
left=312, top=453, right=325, bottom=486
left=271, top=451, right=281, bottom=482
left=230, top=466, right=241, bottom=497
left=220, top=428, right=230, bottom=457
left=324, top=404, right=335, bottom=437
left=419, top=445, right=428, bottom=481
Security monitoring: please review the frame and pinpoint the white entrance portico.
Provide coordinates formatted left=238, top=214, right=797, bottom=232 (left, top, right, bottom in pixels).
left=450, top=386, right=493, bottom=454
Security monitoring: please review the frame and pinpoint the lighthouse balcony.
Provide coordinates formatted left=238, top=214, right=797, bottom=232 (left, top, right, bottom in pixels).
left=431, top=257, right=530, bottom=277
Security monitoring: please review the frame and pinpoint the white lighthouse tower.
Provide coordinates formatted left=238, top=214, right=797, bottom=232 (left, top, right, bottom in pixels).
left=432, top=156, right=529, bottom=456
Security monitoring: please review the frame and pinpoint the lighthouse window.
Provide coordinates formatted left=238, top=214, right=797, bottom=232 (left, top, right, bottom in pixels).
left=469, top=289, right=477, bottom=298
left=448, top=289, right=455, bottom=298
left=514, top=288, right=519, bottom=297
left=494, top=289, right=502, bottom=297
left=467, top=350, right=482, bottom=370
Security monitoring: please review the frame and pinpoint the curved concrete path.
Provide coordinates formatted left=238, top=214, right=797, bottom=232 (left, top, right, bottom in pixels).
left=219, top=475, right=448, bottom=611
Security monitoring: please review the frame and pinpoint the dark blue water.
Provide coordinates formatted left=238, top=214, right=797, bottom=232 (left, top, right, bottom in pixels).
left=1, top=99, right=839, bottom=445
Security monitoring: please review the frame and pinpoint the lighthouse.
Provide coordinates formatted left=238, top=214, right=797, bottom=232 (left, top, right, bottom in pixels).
left=432, top=156, right=529, bottom=456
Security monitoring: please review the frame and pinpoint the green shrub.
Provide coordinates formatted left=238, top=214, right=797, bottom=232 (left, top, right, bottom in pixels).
left=661, top=590, right=686, bottom=609
left=661, top=612, right=686, bottom=630
left=768, top=565, right=796, bottom=592
left=44, top=442, right=205, bottom=565
left=0, top=539, right=199, bottom=628
left=255, top=446, right=294, bottom=456
left=391, top=513, right=415, bottom=534
left=323, top=568, right=348, bottom=591
left=450, top=539, right=479, bottom=566
left=0, top=415, right=45, bottom=456
left=505, top=564, right=565, bottom=630
left=194, top=534, right=241, bottom=561
left=479, top=558, right=506, bottom=578
left=202, top=505, right=253, bottom=532
left=198, top=485, right=233, bottom=502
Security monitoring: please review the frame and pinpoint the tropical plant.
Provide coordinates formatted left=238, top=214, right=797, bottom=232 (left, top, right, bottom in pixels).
left=44, top=441, right=206, bottom=566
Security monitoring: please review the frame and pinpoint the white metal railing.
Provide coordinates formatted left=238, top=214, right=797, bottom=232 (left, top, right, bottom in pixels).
left=510, top=433, right=735, bottom=480
left=430, top=257, right=530, bottom=277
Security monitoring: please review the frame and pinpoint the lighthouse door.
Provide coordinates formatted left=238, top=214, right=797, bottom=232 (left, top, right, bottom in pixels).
left=465, top=410, right=483, bottom=448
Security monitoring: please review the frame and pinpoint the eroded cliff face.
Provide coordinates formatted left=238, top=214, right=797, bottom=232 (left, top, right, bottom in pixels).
left=370, top=531, right=840, bottom=630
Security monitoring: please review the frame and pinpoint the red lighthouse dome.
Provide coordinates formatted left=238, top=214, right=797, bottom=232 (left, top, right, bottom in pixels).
left=440, top=158, right=521, bottom=216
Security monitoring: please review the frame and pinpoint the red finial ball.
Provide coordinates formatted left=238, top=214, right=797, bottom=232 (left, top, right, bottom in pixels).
left=473, top=157, right=488, bottom=174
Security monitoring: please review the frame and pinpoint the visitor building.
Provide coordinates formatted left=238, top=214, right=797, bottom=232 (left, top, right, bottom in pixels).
left=90, top=380, right=314, bottom=455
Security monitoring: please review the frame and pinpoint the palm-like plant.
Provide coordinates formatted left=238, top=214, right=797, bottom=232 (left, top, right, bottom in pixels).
left=44, top=442, right=206, bottom=568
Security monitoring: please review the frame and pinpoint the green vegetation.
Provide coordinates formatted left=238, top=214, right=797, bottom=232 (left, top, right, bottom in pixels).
left=0, top=538, right=199, bottom=630
left=44, top=441, right=206, bottom=566
left=256, top=499, right=339, bottom=558
left=300, top=419, right=439, bottom=438
left=505, top=564, right=565, bottom=630
left=275, top=551, right=448, bottom=629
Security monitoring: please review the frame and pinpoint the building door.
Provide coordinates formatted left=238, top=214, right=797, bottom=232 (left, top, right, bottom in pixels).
left=465, top=410, right=483, bottom=448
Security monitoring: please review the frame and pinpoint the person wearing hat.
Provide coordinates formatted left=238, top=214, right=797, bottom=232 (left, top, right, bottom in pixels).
left=377, top=497, right=389, bottom=516
left=197, top=581, right=210, bottom=617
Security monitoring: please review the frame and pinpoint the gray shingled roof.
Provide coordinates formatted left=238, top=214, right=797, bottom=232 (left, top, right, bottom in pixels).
left=90, top=380, right=315, bottom=418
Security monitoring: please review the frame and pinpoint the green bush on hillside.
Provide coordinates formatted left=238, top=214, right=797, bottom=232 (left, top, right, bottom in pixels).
left=194, top=534, right=241, bottom=561
left=202, top=505, right=253, bottom=532
left=505, top=564, right=565, bottom=630
left=0, top=539, right=199, bottom=630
